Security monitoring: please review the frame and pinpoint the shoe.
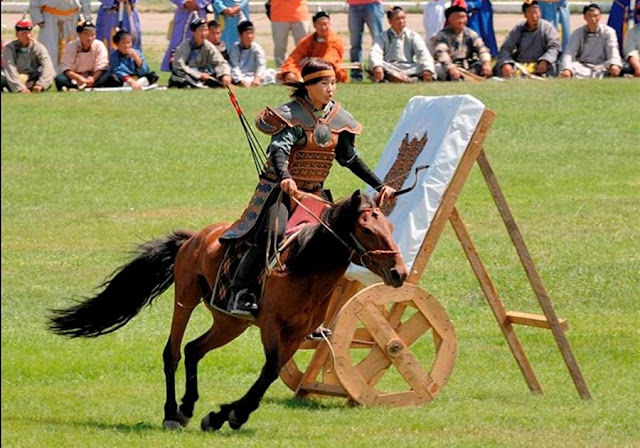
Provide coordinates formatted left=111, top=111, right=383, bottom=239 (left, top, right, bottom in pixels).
left=307, top=325, right=332, bottom=341
left=228, top=288, right=259, bottom=317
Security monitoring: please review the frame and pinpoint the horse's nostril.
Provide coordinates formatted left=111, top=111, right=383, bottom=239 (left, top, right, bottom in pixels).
left=390, top=268, right=401, bottom=281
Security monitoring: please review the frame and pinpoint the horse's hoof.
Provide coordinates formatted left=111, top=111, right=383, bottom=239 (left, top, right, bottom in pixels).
left=176, top=409, right=190, bottom=427
left=228, top=409, right=245, bottom=430
left=201, top=411, right=224, bottom=432
left=162, top=419, right=184, bottom=430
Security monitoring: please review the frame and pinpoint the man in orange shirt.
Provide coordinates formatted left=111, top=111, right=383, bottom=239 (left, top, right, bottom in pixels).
left=279, top=11, right=348, bottom=83
left=269, top=0, right=310, bottom=68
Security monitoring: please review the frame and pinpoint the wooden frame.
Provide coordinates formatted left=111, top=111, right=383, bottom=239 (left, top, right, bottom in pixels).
left=280, top=108, right=591, bottom=404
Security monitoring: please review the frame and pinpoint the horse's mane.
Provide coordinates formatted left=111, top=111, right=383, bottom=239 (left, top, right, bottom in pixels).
left=285, top=191, right=377, bottom=276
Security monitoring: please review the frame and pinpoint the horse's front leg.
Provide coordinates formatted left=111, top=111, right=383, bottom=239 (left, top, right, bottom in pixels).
left=201, top=330, right=299, bottom=431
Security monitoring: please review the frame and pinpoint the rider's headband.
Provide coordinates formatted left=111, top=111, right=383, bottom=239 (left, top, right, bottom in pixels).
left=303, top=70, right=336, bottom=83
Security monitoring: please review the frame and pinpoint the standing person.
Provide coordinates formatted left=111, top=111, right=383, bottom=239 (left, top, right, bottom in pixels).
left=106, top=29, right=159, bottom=90
left=539, top=0, right=570, bottom=51
left=560, top=3, right=622, bottom=78
left=622, top=3, right=640, bottom=77
left=369, top=6, right=435, bottom=83
left=608, top=0, right=640, bottom=53
left=212, top=0, right=250, bottom=51
left=29, top=0, right=92, bottom=71
left=168, top=18, right=232, bottom=88
left=222, top=58, right=396, bottom=316
left=433, top=5, right=492, bottom=80
left=280, top=11, right=347, bottom=83
left=229, top=20, right=276, bottom=86
left=269, top=0, right=310, bottom=68
left=466, top=0, right=498, bottom=57
left=161, top=0, right=209, bottom=71
left=55, top=19, right=109, bottom=91
left=1, top=19, right=55, bottom=93
left=423, top=0, right=447, bottom=53
left=207, top=19, right=229, bottom=60
left=96, top=0, right=142, bottom=51
left=347, top=0, right=384, bottom=81
left=496, top=0, right=561, bottom=78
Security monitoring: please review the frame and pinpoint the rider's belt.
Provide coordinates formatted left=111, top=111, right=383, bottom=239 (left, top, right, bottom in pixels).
left=42, top=5, right=79, bottom=16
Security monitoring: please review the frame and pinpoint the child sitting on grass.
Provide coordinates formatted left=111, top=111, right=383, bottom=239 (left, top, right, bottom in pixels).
left=106, top=29, right=159, bottom=90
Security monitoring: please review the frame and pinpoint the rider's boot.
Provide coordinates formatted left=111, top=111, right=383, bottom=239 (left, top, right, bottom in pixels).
left=227, top=243, right=262, bottom=317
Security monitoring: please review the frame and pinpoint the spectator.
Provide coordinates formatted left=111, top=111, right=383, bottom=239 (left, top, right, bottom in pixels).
left=161, top=0, right=209, bottom=71
left=347, top=0, right=384, bottom=81
left=169, top=18, right=232, bottom=88
left=560, top=3, right=622, bottom=78
left=280, top=11, right=347, bottom=83
left=106, top=29, right=158, bottom=90
left=96, top=0, right=142, bottom=51
left=466, top=0, right=498, bottom=57
left=269, top=0, right=310, bottom=68
left=608, top=0, right=640, bottom=54
left=433, top=5, right=492, bottom=80
left=539, top=0, right=570, bottom=51
left=229, top=20, right=276, bottom=86
left=622, top=3, right=640, bottom=77
left=55, top=20, right=109, bottom=91
left=1, top=19, right=55, bottom=93
left=423, top=0, right=447, bottom=53
left=29, top=0, right=92, bottom=72
left=212, top=0, right=250, bottom=51
left=496, top=0, right=561, bottom=78
left=207, top=20, right=229, bottom=61
left=369, top=6, right=435, bottom=83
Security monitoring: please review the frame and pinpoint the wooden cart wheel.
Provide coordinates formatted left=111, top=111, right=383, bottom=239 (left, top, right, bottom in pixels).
left=332, top=283, right=457, bottom=407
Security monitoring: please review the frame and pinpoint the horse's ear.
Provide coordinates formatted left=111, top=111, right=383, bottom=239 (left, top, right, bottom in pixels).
left=351, top=189, right=362, bottom=208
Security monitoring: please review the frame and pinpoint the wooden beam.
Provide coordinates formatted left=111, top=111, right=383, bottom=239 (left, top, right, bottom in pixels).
left=476, top=150, right=592, bottom=400
left=506, top=311, right=569, bottom=331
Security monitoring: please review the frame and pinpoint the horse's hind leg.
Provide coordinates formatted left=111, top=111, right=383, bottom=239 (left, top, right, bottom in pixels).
left=162, top=276, right=200, bottom=429
left=179, top=311, right=250, bottom=424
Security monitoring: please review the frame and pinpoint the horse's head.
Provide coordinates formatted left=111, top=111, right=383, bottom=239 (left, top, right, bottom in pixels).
left=346, top=190, right=407, bottom=288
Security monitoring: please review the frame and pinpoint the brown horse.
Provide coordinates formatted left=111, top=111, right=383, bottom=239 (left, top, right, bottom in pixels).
left=48, top=190, right=407, bottom=431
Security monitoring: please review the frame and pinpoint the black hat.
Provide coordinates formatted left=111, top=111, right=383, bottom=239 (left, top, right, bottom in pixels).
left=582, top=2, right=601, bottom=13
left=237, top=20, right=254, bottom=34
left=189, top=17, right=207, bottom=32
left=112, top=29, right=132, bottom=44
left=386, top=6, right=404, bottom=20
left=15, top=19, right=33, bottom=31
left=522, top=0, right=540, bottom=13
left=312, top=10, right=330, bottom=22
left=76, top=19, right=96, bottom=33
left=445, top=5, right=467, bottom=19
left=208, top=19, right=220, bottom=28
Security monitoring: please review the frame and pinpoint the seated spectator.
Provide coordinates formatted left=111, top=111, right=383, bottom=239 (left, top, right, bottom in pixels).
left=433, top=5, right=492, bottom=80
left=560, top=3, right=622, bottom=78
left=496, top=0, right=561, bottom=78
left=229, top=20, right=276, bottom=86
left=369, top=6, right=435, bottom=83
left=280, top=11, right=347, bottom=83
left=622, top=3, right=640, bottom=77
left=1, top=19, right=54, bottom=93
left=55, top=20, right=109, bottom=91
left=106, top=29, right=159, bottom=90
left=207, top=20, right=229, bottom=61
left=169, top=18, right=232, bottom=88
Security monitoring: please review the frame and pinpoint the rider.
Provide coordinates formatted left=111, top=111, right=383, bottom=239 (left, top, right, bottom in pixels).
left=221, top=57, right=395, bottom=317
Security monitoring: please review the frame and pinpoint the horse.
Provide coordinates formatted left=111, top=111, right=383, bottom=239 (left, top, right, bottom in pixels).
left=48, top=190, right=407, bottom=431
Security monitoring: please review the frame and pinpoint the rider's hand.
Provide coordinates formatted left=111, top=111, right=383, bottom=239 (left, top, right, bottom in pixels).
left=376, top=185, right=396, bottom=207
left=280, top=178, right=300, bottom=199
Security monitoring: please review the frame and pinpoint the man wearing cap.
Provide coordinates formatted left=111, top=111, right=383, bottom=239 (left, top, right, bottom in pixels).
left=560, top=3, right=622, bottom=78
left=369, top=6, right=435, bottom=82
left=622, top=4, right=640, bottom=77
left=169, top=18, right=232, bottom=88
left=280, top=11, right=347, bottom=83
left=496, top=0, right=561, bottom=78
left=161, top=0, right=209, bottom=71
left=229, top=20, right=275, bottom=86
left=29, top=0, right=91, bottom=72
left=1, top=20, right=55, bottom=93
left=55, top=20, right=109, bottom=90
left=433, top=5, right=492, bottom=80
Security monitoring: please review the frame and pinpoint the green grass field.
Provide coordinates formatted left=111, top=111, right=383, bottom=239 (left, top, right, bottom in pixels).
left=2, top=80, right=639, bottom=448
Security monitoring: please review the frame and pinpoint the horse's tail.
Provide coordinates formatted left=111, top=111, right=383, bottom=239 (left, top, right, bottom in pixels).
left=48, top=230, right=195, bottom=338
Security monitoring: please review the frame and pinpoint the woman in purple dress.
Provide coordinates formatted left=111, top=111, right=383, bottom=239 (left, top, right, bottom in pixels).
left=96, top=0, right=142, bottom=51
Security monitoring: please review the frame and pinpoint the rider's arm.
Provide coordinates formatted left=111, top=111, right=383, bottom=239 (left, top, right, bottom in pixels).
left=335, top=131, right=384, bottom=191
left=267, top=126, right=305, bottom=180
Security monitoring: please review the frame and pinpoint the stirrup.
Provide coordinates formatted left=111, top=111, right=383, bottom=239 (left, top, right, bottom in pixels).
left=228, top=288, right=259, bottom=317
left=307, top=325, right=332, bottom=341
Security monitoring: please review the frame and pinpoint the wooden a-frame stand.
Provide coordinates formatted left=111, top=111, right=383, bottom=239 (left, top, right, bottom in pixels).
left=282, top=109, right=591, bottom=402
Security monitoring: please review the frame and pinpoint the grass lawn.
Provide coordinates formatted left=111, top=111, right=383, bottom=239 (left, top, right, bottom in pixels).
left=2, top=80, right=639, bottom=448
